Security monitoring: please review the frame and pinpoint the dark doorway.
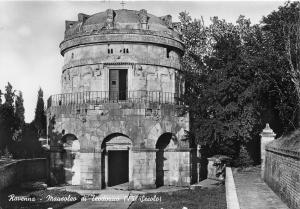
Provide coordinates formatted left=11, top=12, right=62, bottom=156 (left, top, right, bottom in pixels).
left=108, top=150, right=129, bottom=186
left=109, top=69, right=127, bottom=100
left=155, top=133, right=172, bottom=188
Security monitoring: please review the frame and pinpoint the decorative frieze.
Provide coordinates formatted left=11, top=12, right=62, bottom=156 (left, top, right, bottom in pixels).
left=60, top=33, right=184, bottom=55
left=62, top=57, right=180, bottom=71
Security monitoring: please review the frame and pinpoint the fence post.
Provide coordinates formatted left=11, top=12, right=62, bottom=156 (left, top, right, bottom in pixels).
left=260, top=123, right=276, bottom=179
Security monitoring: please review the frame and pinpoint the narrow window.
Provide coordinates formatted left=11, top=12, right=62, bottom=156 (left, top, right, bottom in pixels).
left=166, top=48, right=170, bottom=58
left=108, top=49, right=110, bottom=54
left=111, top=49, right=113, bottom=54
left=126, top=49, right=129, bottom=53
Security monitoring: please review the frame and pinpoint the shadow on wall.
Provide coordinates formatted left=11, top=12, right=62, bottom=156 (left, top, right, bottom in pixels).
left=101, top=133, right=131, bottom=189
left=47, top=116, right=79, bottom=186
left=155, top=133, right=173, bottom=187
left=189, top=135, right=199, bottom=184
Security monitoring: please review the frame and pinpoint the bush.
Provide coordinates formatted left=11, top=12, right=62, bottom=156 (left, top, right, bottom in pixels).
left=232, top=145, right=254, bottom=167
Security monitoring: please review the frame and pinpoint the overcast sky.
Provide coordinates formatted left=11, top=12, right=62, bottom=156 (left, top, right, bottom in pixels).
left=0, top=0, right=285, bottom=122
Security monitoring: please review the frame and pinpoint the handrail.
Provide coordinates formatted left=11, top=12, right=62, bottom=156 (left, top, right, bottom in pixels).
left=47, top=91, right=182, bottom=108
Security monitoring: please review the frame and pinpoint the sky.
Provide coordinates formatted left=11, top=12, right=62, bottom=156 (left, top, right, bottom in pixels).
left=0, top=0, right=286, bottom=123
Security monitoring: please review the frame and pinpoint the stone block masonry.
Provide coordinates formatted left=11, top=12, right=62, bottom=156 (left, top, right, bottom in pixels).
left=264, top=130, right=300, bottom=209
left=47, top=8, right=195, bottom=190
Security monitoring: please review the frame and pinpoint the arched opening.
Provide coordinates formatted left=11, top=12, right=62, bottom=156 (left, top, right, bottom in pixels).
left=101, top=133, right=132, bottom=188
left=155, top=133, right=176, bottom=187
left=61, top=134, right=80, bottom=185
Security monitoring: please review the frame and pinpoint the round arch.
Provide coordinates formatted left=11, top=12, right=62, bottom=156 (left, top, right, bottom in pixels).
left=155, top=132, right=178, bottom=188
left=97, top=120, right=137, bottom=143
left=101, top=133, right=132, bottom=189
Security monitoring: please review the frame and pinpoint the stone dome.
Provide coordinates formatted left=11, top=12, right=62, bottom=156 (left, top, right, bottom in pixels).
left=60, top=9, right=183, bottom=55
left=85, top=9, right=170, bottom=30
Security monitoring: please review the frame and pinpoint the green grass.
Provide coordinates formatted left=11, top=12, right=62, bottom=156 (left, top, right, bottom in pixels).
left=0, top=185, right=81, bottom=209
left=129, top=185, right=226, bottom=209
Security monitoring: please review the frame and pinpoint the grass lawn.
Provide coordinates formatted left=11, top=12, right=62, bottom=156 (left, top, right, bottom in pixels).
left=129, top=184, right=226, bottom=209
left=0, top=185, right=81, bottom=209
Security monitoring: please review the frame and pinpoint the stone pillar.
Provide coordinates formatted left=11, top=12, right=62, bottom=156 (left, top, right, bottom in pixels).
left=260, top=123, right=276, bottom=179
left=207, top=157, right=217, bottom=180
left=197, top=145, right=201, bottom=183
left=104, top=152, right=108, bottom=187
left=130, top=148, right=157, bottom=190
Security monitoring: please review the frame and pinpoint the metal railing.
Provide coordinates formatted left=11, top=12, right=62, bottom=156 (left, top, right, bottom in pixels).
left=47, top=91, right=182, bottom=108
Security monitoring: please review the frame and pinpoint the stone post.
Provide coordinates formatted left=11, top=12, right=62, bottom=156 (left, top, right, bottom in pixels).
left=260, top=123, right=276, bottom=178
left=197, top=144, right=201, bottom=183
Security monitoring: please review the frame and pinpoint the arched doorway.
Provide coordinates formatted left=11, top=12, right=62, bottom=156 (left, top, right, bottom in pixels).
left=101, top=133, right=132, bottom=188
left=155, top=133, right=176, bottom=187
left=61, top=134, right=80, bottom=185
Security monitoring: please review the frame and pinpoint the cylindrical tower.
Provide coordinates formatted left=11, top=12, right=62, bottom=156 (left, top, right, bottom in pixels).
left=47, top=9, right=194, bottom=190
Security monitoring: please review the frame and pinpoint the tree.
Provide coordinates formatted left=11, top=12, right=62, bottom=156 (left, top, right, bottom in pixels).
left=259, top=1, right=300, bottom=134
left=33, top=88, right=46, bottom=138
left=180, top=14, right=262, bottom=160
left=0, top=82, right=16, bottom=154
left=0, top=90, right=4, bottom=153
left=0, top=90, right=3, bottom=105
left=13, top=91, right=25, bottom=142
left=180, top=3, right=300, bottom=165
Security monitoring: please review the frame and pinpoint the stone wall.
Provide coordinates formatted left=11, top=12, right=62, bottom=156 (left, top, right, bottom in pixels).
left=47, top=102, right=190, bottom=189
left=60, top=43, right=181, bottom=95
left=0, top=158, right=47, bottom=190
left=264, top=131, right=300, bottom=209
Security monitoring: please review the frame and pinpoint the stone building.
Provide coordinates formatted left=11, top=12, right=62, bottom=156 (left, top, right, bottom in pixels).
left=47, top=8, right=196, bottom=190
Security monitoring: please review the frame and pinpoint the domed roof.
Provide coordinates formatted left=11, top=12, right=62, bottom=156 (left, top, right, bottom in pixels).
left=85, top=9, right=167, bottom=28
left=61, top=9, right=184, bottom=55
left=64, top=9, right=182, bottom=40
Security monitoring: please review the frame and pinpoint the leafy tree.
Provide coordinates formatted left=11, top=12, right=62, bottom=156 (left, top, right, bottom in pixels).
left=33, top=88, right=46, bottom=138
left=0, top=82, right=16, bottom=154
left=13, top=91, right=25, bottom=142
left=258, top=1, right=300, bottom=135
left=21, top=123, right=43, bottom=158
left=180, top=3, right=300, bottom=166
left=0, top=90, right=2, bottom=105
left=180, top=14, right=261, bottom=160
left=0, top=90, right=4, bottom=153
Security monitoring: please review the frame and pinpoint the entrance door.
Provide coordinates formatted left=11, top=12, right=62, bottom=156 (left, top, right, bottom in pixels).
left=109, top=69, right=127, bottom=100
left=107, top=150, right=129, bottom=186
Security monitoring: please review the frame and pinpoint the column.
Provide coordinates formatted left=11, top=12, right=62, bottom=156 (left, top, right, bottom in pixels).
left=260, top=123, right=276, bottom=179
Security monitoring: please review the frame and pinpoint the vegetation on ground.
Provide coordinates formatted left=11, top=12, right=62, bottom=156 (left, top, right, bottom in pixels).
left=129, top=185, right=226, bottom=209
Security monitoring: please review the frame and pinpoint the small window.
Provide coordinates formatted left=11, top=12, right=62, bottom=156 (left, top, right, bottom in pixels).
left=166, top=48, right=170, bottom=58
left=108, top=49, right=113, bottom=54
left=112, top=81, right=116, bottom=85
left=126, top=49, right=129, bottom=53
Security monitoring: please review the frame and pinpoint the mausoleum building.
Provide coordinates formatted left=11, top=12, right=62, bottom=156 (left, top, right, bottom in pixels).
left=47, top=8, right=195, bottom=189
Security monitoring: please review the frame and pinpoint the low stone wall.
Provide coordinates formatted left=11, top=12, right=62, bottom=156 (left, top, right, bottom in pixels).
left=225, top=167, right=240, bottom=209
left=0, top=158, right=47, bottom=191
left=264, top=132, right=300, bottom=209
